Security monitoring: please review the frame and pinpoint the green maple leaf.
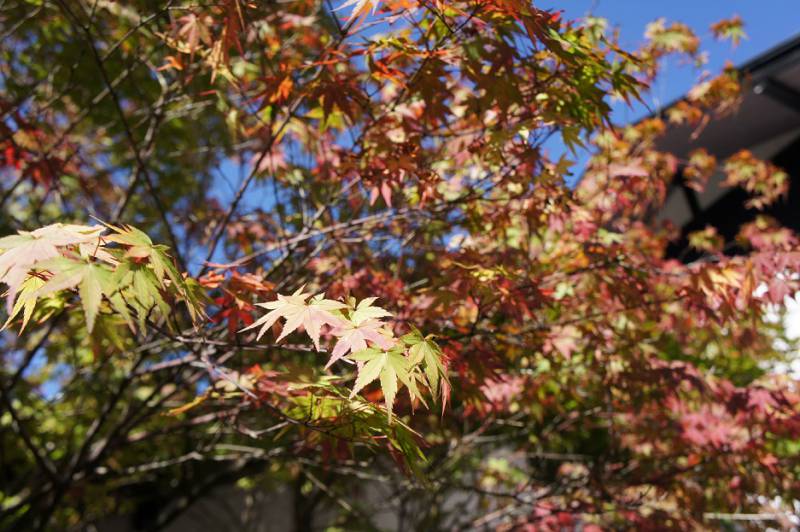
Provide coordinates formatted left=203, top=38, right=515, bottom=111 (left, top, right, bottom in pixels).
left=35, top=256, right=115, bottom=333
left=105, top=224, right=178, bottom=283
left=403, top=328, right=449, bottom=400
left=105, top=223, right=203, bottom=323
left=2, top=275, right=45, bottom=332
left=349, top=346, right=422, bottom=421
left=111, top=260, right=169, bottom=332
left=348, top=296, right=392, bottom=325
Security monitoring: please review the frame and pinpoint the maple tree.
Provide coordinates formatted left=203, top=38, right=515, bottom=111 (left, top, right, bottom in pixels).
left=1, top=1, right=799, bottom=530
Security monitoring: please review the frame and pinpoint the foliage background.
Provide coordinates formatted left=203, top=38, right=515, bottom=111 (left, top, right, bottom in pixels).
left=1, top=1, right=800, bottom=531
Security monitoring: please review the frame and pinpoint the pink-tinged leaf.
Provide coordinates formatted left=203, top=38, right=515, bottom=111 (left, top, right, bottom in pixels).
left=176, top=13, right=212, bottom=58
left=767, top=278, right=792, bottom=305
left=327, top=319, right=396, bottom=368
left=679, top=404, right=742, bottom=449
left=0, top=224, right=105, bottom=313
left=240, top=307, right=283, bottom=341
left=545, top=325, right=580, bottom=359
left=480, top=374, right=525, bottom=411
left=367, top=183, right=393, bottom=207
left=241, top=287, right=346, bottom=350
left=31, top=224, right=105, bottom=247
left=747, top=388, right=777, bottom=413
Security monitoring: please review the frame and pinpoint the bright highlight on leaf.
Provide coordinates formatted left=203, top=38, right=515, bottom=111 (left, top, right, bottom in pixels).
left=36, top=257, right=112, bottom=333
left=0, top=223, right=105, bottom=314
left=0, top=222, right=203, bottom=334
left=327, top=318, right=395, bottom=368
left=240, top=286, right=346, bottom=350
left=243, top=291, right=447, bottom=420
left=334, top=0, right=380, bottom=24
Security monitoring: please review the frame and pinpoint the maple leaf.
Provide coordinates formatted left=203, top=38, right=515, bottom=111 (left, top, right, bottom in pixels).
left=241, top=287, right=346, bottom=350
left=680, top=405, right=742, bottom=450
left=228, top=271, right=275, bottom=295
left=710, top=16, right=746, bottom=47
left=369, top=182, right=393, bottom=207
left=35, top=256, right=115, bottom=333
left=107, top=260, right=168, bottom=332
left=404, top=329, right=449, bottom=400
left=2, top=275, right=45, bottom=332
left=246, top=366, right=291, bottom=398
left=105, top=223, right=203, bottom=322
left=176, top=12, right=212, bottom=59
left=349, top=347, right=420, bottom=421
left=481, top=374, right=525, bottom=411
left=684, top=148, right=717, bottom=192
left=211, top=293, right=255, bottom=337
left=0, top=223, right=105, bottom=313
left=645, top=18, right=699, bottom=55
left=349, top=296, right=393, bottom=325
left=105, top=224, right=177, bottom=283
left=334, top=0, right=379, bottom=24
left=545, top=325, right=581, bottom=359
left=327, top=318, right=396, bottom=368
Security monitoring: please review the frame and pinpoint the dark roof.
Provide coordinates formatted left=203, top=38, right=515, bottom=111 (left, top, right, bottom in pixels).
left=651, top=33, right=800, bottom=257
left=654, top=33, right=800, bottom=162
left=740, top=33, right=800, bottom=77
left=659, top=35, right=800, bottom=162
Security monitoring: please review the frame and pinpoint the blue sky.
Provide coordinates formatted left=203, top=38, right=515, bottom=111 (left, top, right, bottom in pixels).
left=529, top=0, right=800, bottom=184
left=538, top=0, right=800, bottom=124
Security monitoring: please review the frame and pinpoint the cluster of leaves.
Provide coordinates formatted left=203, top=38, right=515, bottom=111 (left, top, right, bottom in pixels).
left=3, top=0, right=800, bottom=530
left=724, top=149, right=790, bottom=209
left=0, top=223, right=445, bottom=421
left=240, top=287, right=447, bottom=419
left=0, top=223, right=202, bottom=333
